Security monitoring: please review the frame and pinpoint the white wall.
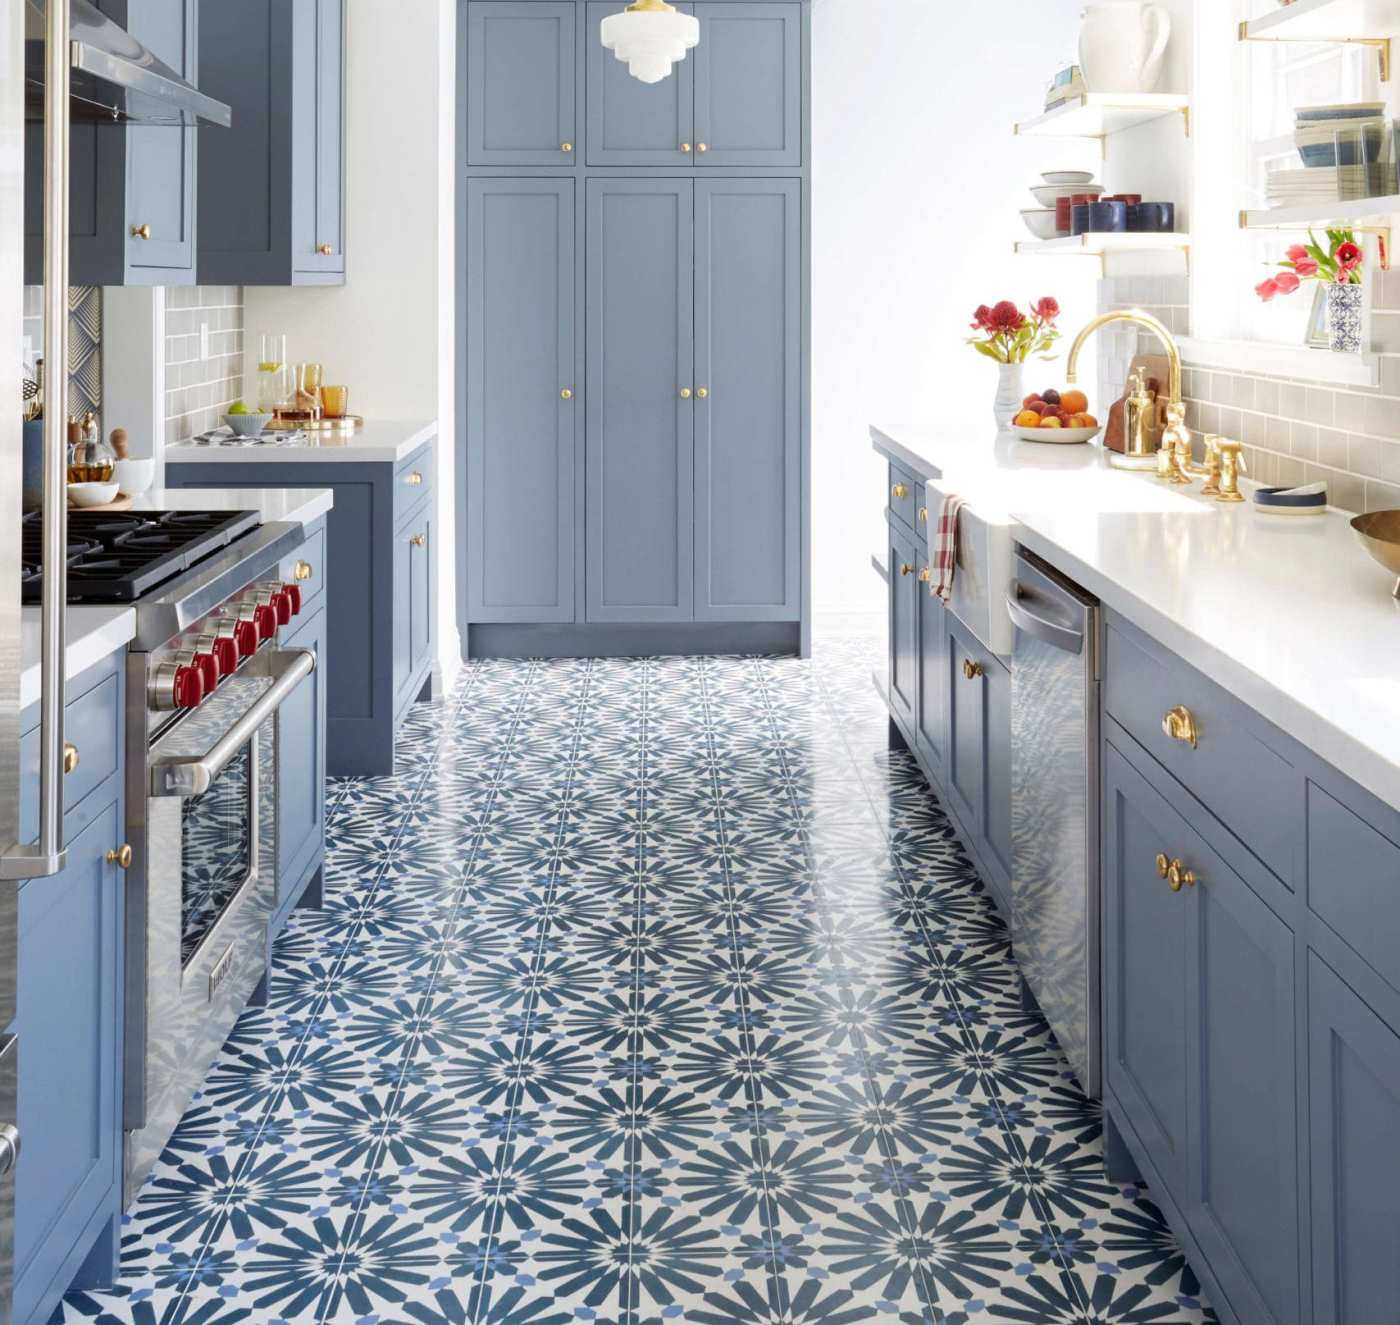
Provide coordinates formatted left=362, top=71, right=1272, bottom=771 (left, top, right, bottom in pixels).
left=244, top=0, right=460, bottom=682
left=811, top=0, right=1093, bottom=616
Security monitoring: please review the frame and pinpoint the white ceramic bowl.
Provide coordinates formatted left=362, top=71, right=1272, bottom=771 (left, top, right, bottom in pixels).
left=1020, top=209, right=1061, bottom=241
left=223, top=412, right=274, bottom=437
left=1030, top=182, right=1102, bottom=208
left=1011, top=423, right=1103, bottom=445
left=1041, top=170, right=1096, bottom=186
left=112, top=457, right=155, bottom=496
left=68, top=480, right=120, bottom=507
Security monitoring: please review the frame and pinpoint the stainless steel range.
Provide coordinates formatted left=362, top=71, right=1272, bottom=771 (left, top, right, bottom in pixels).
left=112, top=512, right=317, bottom=1200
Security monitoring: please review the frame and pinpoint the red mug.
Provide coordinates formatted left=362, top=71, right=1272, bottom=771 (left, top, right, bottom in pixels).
left=1055, top=197, right=1074, bottom=233
left=1102, top=193, right=1142, bottom=205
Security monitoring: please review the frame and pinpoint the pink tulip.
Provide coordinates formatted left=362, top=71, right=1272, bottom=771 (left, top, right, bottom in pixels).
left=1294, top=257, right=1319, bottom=279
left=1286, top=244, right=1309, bottom=262
left=1256, top=278, right=1280, bottom=302
left=1274, top=271, right=1301, bottom=295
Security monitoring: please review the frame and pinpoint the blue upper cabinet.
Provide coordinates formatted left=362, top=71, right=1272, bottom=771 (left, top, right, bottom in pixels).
left=693, top=2, right=802, bottom=166
left=466, top=2, right=578, bottom=165
left=585, top=178, right=695, bottom=623
left=197, top=0, right=346, bottom=284
left=465, top=178, right=576, bottom=623
left=693, top=179, right=800, bottom=620
left=25, top=0, right=199, bottom=285
left=587, top=1, right=695, bottom=165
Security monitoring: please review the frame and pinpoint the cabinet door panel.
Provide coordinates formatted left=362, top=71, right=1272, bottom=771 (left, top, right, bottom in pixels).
left=693, top=2, right=801, bottom=166
left=1187, top=839, right=1299, bottom=1325
left=886, top=532, right=916, bottom=732
left=410, top=509, right=434, bottom=677
left=945, top=616, right=984, bottom=836
left=915, top=553, right=946, bottom=772
left=125, top=0, right=197, bottom=277
left=983, top=653, right=1013, bottom=884
left=585, top=179, right=694, bottom=623
left=465, top=179, right=575, bottom=623
left=466, top=2, right=577, bottom=165
left=391, top=521, right=413, bottom=704
left=587, top=1, right=694, bottom=165
left=298, top=0, right=345, bottom=275
left=14, top=804, right=121, bottom=1325
left=278, top=607, right=325, bottom=895
left=1102, top=743, right=1189, bottom=1198
left=1309, top=956, right=1400, bottom=1325
left=694, top=179, right=800, bottom=620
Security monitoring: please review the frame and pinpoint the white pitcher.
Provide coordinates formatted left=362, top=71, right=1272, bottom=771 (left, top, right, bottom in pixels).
left=1079, top=1, right=1171, bottom=94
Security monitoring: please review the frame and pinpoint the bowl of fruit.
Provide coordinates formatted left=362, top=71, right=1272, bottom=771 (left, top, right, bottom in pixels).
left=222, top=402, right=274, bottom=438
left=1011, top=389, right=1101, bottom=444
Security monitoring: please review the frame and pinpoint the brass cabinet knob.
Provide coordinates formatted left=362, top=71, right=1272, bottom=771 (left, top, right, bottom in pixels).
left=405, top=471, right=423, bottom=487
left=1162, top=705, right=1199, bottom=749
left=1156, top=852, right=1170, bottom=879
left=561, top=388, right=573, bottom=400
left=681, top=142, right=692, bottom=153
left=62, top=742, right=79, bottom=775
left=130, top=223, right=151, bottom=240
left=697, top=142, right=709, bottom=152
left=1166, top=859, right=1197, bottom=892
left=293, top=560, right=313, bottom=582
left=410, top=533, right=427, bottom=548
left=696, top=387, right=708, bottom=399
left=919, top=568, right=931, bottom=584
left=918, top=506, right=928, bottom=524
left=891, top=483, right=908, bottom=500
left=318, top=242, right=334, bottom=256
left=899, top=563, right=913, bottom=577
left=962, top=658, right=984, bottom=681
left=106, top=844, right=133, bottom=870
left=679, top=387, right=692, bottom=399
left=561, top=141, right=573, bottom=152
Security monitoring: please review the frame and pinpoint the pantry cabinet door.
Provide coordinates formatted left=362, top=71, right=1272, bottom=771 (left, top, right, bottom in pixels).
left=587, top=1, right=694, bottom=165
left=692, top=2, right=802, bottom=166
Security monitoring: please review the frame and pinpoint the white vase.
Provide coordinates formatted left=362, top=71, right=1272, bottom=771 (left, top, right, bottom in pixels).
left=1327, top=282, right=1363, bottom=354
left=1079, top=1, right=1171, bottom=94
left=995, top=362, right=1025, bottom=430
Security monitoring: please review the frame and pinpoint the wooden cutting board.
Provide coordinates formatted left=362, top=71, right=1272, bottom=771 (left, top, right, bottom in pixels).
left=1104, top=353, right=1171, bottom=454
left=67, top=493, right=133, bottom=514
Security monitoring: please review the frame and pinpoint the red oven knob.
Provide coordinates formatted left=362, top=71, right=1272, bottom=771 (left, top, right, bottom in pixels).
left=270, top=588, right=293, bottom=626
left=190, top=651, right=220, bottom=694
left=210, top=636, right=239, bottom=677
left=233, top=619, right=259, bottom=658
left=283, top=583, right=302, bottom=616
left=253, top=603, right=277, bottom=641
left=171, top=665, right=204, bottom=709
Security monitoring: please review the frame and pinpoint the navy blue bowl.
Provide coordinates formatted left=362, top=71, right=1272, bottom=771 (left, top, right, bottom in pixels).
left=1254, top=485, right=1328, bottom=513
left=1086, top=200, right=1128, bottom=233
left=1128, top=202, right=1175, bottom=232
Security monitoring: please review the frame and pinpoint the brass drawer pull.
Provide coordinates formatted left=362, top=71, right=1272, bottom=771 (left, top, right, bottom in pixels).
left=1162, top=705, right=1199, bottom=749
left=317, top=243, right=334, bottom=256
left=410, top=533, right=427, bottom=548
left=919, top=568, right=931, bottom=584
left=561, top=388, right=573, bottom=400
left=680, top=387, right=692, bottom=400
left=918, top=506, right=928, bottom=524
left=1166, top=859, right=1197, bottom=892
left=696, top=387, right=708, bottom=399
left=962, top=659, right=984, bottom=681
left=405, top=471, right=423, bottom=487
left=899, top=563, right=913, bottom=577
left=106, top=844, right=132, bottom=870
left=681, top=142, right=692, bottom=153
left=891, top=483, right=908, bottom=500
left=697, top=142, right=708, bottom=153
left=561, top=141, right=573, bottom=153
left=293, top=560, right=314, bottom=582
left=1156, top=853, right=1170, bottom=879
left=62, top=742, right=79, bottom=775
left=130, top=223, right=151, bottom=240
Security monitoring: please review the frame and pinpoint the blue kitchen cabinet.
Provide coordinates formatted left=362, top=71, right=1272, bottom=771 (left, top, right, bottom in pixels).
left=1308, top=954, right=1400, bottom=1325
left=694, top=178, right=801, bottom=621
left=25, top=0, right=200, bottom=285
left=13, top=655, right=126, bottom=1325
left=465, top=1, right=577, bottom=165
left=197, top=0, right=347, bottom=284
left=885, top=526, right=917, bottom=734
left=464, top=178, right=576, bottom=623
left=693, top=2, right=802, bottom=166
left=585, top=177, right=695, bottom=624
left=914, top=549, right=945, bottom=772
left=586, top=1, right=695, bottom=165
left=166, top=454, right=436, bottom=776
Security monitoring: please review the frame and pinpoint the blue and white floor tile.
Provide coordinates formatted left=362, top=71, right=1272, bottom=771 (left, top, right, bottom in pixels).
left=61, top=630, right=1216, bottom=1324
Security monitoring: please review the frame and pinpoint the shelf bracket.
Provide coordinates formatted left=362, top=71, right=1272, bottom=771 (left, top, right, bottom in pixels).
left=1237, top=26, right=1391, bottom=83
left=1238, top=212, right=1391, bottom=270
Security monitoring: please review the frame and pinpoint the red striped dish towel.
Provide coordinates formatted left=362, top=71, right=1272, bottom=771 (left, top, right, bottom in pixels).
left=929, top=494, right=967, bottom=603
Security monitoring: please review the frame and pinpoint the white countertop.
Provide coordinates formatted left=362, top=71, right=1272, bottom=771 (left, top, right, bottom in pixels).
left=873, top=422, right=1400, bottom=811
left=19, top=485, right=334, bottom=709
left=166, top=418, right=437, bottom=465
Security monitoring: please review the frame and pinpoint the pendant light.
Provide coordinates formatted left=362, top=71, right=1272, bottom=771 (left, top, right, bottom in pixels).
left=600, top=0, right=700, bottom=85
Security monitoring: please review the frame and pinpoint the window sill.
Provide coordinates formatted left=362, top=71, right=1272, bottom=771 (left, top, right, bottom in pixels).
left=1178, top=337, right=1381, bottom=388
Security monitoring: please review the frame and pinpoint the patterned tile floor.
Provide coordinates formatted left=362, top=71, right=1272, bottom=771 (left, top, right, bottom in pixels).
left=62, top=627, right=1217, bottom=1325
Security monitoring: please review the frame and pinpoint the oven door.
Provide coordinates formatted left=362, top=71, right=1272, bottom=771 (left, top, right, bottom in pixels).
left=125, top=648, right=313, bottom=1200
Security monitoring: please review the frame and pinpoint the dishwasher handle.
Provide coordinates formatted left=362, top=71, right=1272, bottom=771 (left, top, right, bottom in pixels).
left=1006, top=580, right=1085, bottom=655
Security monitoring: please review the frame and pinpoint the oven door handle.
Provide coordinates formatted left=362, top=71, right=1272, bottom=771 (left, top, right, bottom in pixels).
left=150, top=649, right=315, bottom=798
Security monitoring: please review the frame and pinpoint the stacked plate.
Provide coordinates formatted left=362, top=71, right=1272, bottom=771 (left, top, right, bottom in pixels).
left=1267, top=164, right=1398, bottom=206
left=1021, top=171, right=1101, bottom=241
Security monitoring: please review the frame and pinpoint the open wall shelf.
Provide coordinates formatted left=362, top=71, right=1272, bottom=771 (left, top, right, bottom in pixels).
left=1015, top=232, right=1192, bottom=274
left=1014, top=93, right=1191, bottom=141
left=1241, top=0, right=1400, bottom=41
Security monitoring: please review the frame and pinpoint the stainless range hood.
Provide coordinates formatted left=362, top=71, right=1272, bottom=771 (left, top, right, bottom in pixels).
left=25, top=0, right=231, bottom=126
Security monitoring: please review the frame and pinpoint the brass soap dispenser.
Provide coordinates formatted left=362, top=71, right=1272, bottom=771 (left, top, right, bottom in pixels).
left=1120, top=368, right=1163, bottom=470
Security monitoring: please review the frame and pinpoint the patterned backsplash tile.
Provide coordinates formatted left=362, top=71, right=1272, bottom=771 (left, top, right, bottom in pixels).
left=21, top=285, right=102, bottom=425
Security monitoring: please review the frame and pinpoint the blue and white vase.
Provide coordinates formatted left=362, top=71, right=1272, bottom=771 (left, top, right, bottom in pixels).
left=995, top=361, right=1025, bottom=429
left=1326, top=282, right=1363, bottom=355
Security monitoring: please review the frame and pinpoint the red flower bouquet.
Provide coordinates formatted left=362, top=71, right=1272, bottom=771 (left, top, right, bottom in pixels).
left=967, top=297, right=1061, bottom=364
left=1256, top=229, right=1364, bottom=302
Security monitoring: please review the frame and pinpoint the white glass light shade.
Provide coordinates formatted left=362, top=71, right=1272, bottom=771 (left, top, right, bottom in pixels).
left=600, top=7, right=700, bottom=84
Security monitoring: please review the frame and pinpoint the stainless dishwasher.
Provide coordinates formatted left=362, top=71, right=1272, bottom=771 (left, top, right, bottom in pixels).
left=1006, top=549, right=1102, bottom=1100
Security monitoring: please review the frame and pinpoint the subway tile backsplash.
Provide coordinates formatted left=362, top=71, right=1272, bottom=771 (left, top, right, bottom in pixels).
left=1096, top=273, right=1400, bottom=515
left=165, top=285, right=245, bottom=442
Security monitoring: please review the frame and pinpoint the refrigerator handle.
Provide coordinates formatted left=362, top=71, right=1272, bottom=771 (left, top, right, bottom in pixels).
left=1006, top=580, right=1085, bottom=656
left=1, top=0, right=69, bottom=882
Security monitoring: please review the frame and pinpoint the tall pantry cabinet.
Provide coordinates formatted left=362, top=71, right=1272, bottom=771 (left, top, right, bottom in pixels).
left=458, top=0, right=810, bottom=658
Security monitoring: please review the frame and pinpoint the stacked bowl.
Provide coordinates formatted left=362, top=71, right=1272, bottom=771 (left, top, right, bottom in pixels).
left=1021, top=171, right=1102, bottom=241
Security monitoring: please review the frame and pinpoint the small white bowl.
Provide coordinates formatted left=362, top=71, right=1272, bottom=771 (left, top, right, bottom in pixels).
left=1030, top=182, right=1103, bottom=208
left=112, top=457, right=155, bottom=496
left=1011, top=423, right=1103, bottom=445
left=68, top=481, right=120, bottom=507
left=1041, top=170, right=1096, bottom=186
left=1021, top=209, right=1061, bottom=241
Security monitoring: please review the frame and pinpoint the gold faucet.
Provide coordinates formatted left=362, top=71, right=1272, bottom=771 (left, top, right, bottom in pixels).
left=1066, top=307, right=1196, bottom=484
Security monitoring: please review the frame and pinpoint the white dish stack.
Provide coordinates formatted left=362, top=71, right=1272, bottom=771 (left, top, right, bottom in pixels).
left=1021, top=171, right=1102, bottom=241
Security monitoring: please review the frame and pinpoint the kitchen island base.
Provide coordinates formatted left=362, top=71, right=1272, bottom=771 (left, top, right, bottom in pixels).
left=467, top=620, right=801, bottom=661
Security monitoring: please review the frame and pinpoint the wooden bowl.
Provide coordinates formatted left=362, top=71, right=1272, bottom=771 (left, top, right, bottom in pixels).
left=1351, top=510, right=1400, bottom=597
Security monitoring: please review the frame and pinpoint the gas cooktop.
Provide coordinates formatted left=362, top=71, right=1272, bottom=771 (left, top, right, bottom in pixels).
left=20, top=509, right=262, bottom=604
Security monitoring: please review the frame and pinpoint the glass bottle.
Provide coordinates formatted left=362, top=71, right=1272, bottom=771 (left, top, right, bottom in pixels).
left=257, top=333, right=290, bottom=414
left=67, top=411, right=115, bottom=482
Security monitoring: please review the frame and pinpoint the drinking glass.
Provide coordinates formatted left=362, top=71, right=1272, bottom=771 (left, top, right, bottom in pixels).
left=321, top=385, right=349, bottom=419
